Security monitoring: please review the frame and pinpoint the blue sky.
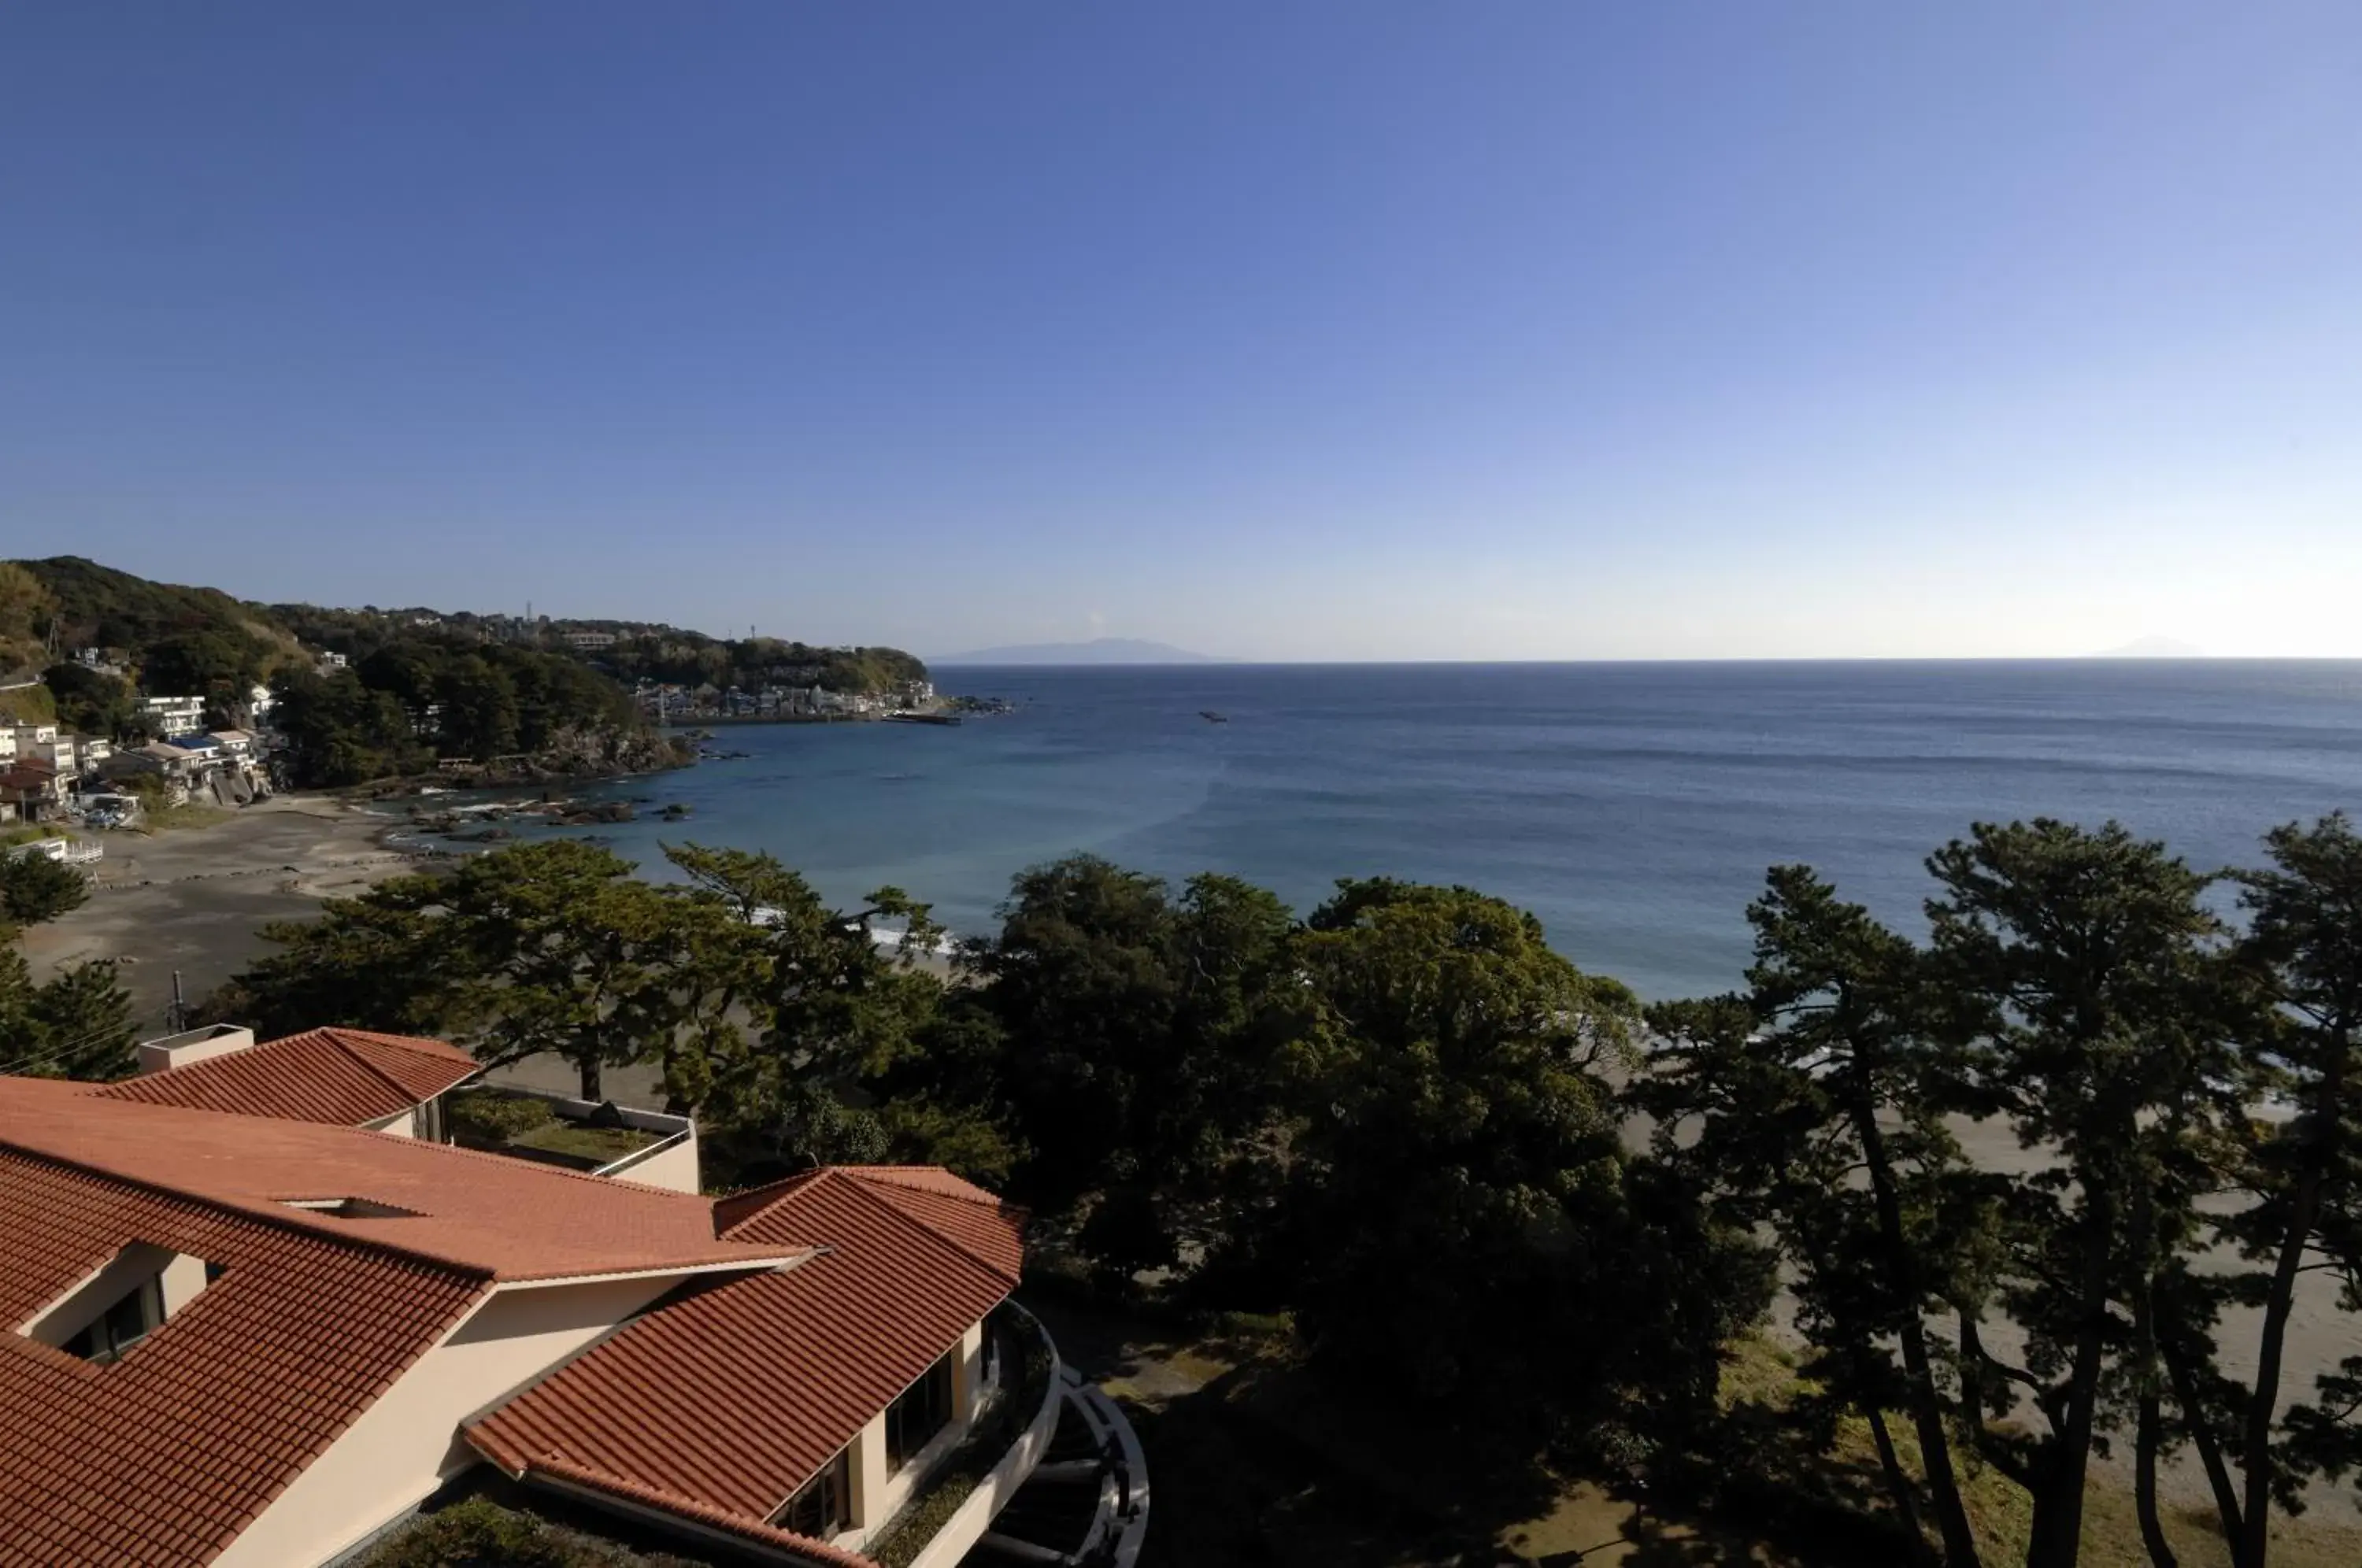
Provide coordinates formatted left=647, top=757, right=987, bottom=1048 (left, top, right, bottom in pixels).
left=4, top=4, right=2357, bottom=659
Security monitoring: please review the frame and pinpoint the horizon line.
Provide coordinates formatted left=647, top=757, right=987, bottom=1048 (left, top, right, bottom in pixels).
left=925, top=653, right=2362, bottom=668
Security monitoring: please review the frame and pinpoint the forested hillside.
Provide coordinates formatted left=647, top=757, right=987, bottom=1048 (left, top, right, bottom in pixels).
left=15, top=555, right=305, bottom=676
left=272, top=644, right=650, bottom=786
left=5, top=557, right=916, bottom=784
left=594, top=631, right=927, bottom=694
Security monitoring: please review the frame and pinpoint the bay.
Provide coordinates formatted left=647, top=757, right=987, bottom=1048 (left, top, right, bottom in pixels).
left=513, top=661, right=2362, bottom=1000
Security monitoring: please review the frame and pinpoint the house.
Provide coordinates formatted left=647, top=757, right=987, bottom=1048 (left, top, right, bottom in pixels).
left=0, top=1029, right=1049, bottom=1568
left=26, top=735, right=78, bottom=775
left=205, top=728, right=256, bottom=760
left=165, top=732, right=226, bottom=769
left=142, top=694, right=206, bottom=734
left=0, top=728, right=17, bottom=764
left=73, top=736, right=112, bottom=773
left=101, top=741, right=202, bottom=786
left=248, top=682, right=277, bottom=722
left=0, top=759, right=68, bottom=820
left=317, top=651, right=350, bottom=673
left=565, top=630, right=617, bottom=651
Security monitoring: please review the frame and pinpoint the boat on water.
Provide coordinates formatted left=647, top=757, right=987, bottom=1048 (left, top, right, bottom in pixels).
left=1199, top=710, right=1229, bottom=723
left=887, top=712, right=962, bottom=726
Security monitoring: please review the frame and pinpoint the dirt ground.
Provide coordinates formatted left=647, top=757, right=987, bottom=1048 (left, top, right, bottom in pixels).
left=15, top=794, right=419, bottom=1032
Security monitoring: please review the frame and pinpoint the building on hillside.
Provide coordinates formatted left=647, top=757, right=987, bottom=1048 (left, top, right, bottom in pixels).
left=248, top=682, right=277, bottom=722
left=0, top=1026, right=1056, bottom=1568
left=205, top=728, right=256, bottom=760
left=0, top=759, right=68, bottom=820
left=25, top=735, right=78, bottom=775
left=0, top=730, right=14, bottom=764
left=141, top=694, right=206, bottom=734
left=164, top=732, right=225, bottom=767
left=564, top=629, right=617, bottom=651
left=99, top=741, right=202, bottom=793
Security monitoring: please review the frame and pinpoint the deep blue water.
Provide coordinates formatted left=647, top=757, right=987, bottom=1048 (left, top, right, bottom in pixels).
left=486, top=662, right=2362, bottom=1000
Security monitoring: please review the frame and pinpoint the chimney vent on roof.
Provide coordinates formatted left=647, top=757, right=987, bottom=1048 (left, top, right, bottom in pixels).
left=135, top=1024, right=257, bottom=1075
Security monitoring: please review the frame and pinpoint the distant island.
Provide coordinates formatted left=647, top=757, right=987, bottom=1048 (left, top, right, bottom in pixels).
left=932, top=637, right=1224, bottom=666
left=2087, top=636, right=2207, bottom=658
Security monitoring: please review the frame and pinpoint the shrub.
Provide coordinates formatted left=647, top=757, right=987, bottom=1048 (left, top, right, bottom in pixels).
left=365, top=1498, right=574, bottom=1568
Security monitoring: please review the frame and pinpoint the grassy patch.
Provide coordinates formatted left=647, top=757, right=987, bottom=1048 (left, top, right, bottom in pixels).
left=1719, top=1333, right=2362, bottom=1568
left=0, top=686, right=57, bottom=726
left=511, top=1120, right=657, bottom=1163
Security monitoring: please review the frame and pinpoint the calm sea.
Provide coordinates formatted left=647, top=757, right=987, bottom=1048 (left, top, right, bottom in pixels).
left=516, top=662, right=2362, bottom=1001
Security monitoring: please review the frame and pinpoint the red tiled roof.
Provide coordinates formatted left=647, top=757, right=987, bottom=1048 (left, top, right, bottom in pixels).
left=0, top=1142, right=487, bottom=1566
left=93, top=1028, right=479, bottom=1127
left=0, top=1078, right=800, bottom=1283
left=467, top=1167, right=1023, bottom=1531
left=705, top=1168, right=1023, bottom=1281
left=833, top=1169, right=1025, bottom=1283
left=525, top=1463, right=877, bottom=1568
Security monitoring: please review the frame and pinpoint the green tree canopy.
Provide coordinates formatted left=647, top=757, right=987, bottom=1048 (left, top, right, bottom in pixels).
left=41, top=661, right=144, bottom=740
left=1230, top=878, right=1769, bottom=1464
left=1643, top=867, right=1991, bottom=1568
left=962, top=856, right=1301, bottom=1261
left=0, top=945, right=138, bottom=1082
left=0, top=851, right=91, bottom=927
left=1926, top=821, right=2249, bottom=1568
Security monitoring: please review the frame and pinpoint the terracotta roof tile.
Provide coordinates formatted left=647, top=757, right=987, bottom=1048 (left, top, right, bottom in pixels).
left=0, top=1145, right=486, bottom=1567
left=468, top=1168, right=1022, bottom=1530
left=92, top=1028, right=479, bottom=1126
left=2, top=1079, right=798, bottom=1283
left=835, top=1172, right=1024, bottom=1284
left=528, top=1463, right=878, bottom=1568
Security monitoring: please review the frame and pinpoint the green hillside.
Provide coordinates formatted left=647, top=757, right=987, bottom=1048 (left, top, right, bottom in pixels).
left=13, top=556, right=304, bottom=672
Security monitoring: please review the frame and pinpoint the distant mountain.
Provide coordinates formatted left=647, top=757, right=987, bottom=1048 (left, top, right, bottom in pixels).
left=2087, top=636, right=2206, bottom=659
left=931, top=637, right=1224, bottom=665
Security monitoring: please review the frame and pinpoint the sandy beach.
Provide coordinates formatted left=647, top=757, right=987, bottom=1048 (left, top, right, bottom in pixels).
left=15, top=794, right=419, bottom=1032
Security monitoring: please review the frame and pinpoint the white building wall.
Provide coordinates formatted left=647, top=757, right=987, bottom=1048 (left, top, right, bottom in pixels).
left=839, top=1322, right=990, bottom=1551
left=363, top=1106, right=423, bottom=1139
left=594, top=1129, right=700, bottom=1193
left=213, top=1274, right=685, bottom=1568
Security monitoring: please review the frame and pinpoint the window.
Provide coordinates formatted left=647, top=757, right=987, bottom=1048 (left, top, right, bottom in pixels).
left=883, top=1352, right=956, bottom=1472
left=19, top=1244, right=216, bottom=1366
left=279, top=1197, right=421, bottom=1219
left=61, top=1280, right=161, bottom=1366
left=776, top=1448, right=850, bottom=1539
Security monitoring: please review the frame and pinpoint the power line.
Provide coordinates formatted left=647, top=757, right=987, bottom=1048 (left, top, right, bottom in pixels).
left=0, top=1020, right=140, bottom=1076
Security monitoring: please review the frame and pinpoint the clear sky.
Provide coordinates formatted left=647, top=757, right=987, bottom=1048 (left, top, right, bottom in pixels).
left=3, top=5, right=2357, bottom=660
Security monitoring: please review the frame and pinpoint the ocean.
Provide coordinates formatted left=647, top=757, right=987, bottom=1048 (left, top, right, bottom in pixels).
left=484, top=661, right=2362, bottom=1001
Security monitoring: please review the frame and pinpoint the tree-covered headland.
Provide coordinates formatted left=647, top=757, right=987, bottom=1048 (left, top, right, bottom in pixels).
left=4, top=557, right=927, bottom=787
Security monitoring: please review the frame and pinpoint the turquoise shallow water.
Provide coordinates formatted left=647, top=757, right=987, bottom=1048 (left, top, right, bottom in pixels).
left=485, top=661, right=2362, bottom=1000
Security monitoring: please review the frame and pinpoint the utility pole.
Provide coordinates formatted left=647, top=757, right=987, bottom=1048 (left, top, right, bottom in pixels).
left=167, top=970, right=187, bottom=1034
